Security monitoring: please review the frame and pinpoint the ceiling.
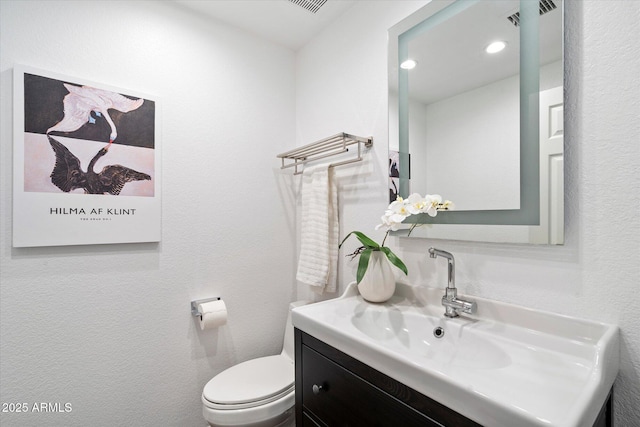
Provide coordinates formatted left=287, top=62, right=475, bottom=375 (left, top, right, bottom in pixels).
left=172, top=0, right=357, bottom=51
left=405, top=0, right=562, bottom=104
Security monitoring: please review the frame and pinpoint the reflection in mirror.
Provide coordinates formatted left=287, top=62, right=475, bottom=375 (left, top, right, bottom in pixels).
left=388, top=0, right=564, bottom=244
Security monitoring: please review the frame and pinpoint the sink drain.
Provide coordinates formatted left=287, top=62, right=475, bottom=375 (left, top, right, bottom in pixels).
left=433, top=326, right=445, bottom=338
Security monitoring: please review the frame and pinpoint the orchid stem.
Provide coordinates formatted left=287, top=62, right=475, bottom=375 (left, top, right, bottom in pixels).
left=381, top=231, right=389, bottom=247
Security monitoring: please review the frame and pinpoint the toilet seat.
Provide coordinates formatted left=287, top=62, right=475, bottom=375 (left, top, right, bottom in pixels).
left=202, top=355, right=294, bottom=410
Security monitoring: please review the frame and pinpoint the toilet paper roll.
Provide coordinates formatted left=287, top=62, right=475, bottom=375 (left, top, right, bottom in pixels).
left=198, top=300, right=228, bottom=330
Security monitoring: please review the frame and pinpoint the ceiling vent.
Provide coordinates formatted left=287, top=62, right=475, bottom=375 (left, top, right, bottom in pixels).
left=288, top=0, right=328, bottom=14
left=507, top=0, right=557, bottom=27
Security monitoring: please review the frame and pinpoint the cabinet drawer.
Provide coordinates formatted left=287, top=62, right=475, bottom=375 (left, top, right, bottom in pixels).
left=302, top=344, right=440, bottom=427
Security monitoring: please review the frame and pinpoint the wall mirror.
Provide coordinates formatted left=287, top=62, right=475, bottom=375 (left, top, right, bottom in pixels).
left=388, top=0, right=564, bottom=244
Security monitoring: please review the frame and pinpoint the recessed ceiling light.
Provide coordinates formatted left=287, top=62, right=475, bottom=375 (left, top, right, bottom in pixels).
left=400, top=59, right=418, bottom=70
left=486, top=41, right=507, bottom=54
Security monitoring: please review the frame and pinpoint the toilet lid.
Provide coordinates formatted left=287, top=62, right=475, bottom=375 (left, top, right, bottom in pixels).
left=203, top=355, right=294, bottom=405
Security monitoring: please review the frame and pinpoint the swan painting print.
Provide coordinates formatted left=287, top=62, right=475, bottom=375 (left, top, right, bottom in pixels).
left=13, top=65, right=161, bottom=247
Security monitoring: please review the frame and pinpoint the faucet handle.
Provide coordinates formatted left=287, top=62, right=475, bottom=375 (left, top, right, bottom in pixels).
left=458, top=298, right=477, bottom=314
left=442, top=296, right=477, bottom=317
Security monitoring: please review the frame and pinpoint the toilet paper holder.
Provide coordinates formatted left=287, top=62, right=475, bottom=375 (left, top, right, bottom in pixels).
left=191, top=297, right=221, bottom=318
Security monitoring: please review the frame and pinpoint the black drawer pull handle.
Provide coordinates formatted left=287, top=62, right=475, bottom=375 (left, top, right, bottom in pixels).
left=312, top=384, right=324, bottom=395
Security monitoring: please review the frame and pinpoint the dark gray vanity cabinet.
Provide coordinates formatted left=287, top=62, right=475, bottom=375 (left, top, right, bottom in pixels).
left=295, top=329, right=613, bottom=427
left=593, top=391, right=613, bottom=427
left=294, top=329, right=481, bottom=427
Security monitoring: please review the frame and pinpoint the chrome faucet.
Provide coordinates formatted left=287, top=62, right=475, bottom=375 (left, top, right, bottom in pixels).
left=428, top=248, right=477, bottom=318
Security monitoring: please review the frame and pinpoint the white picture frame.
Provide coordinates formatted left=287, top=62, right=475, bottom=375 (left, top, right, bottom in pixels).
left=13, top=64, right=161, bottom=247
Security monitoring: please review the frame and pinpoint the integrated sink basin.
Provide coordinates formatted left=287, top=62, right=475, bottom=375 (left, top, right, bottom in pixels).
left=292, top=282, right=619, bottom=427
left=351, top=303, right=512, bottom=370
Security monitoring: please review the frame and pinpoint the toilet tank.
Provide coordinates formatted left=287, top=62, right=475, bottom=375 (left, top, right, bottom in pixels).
left=282, top=301, right=307, bottom=360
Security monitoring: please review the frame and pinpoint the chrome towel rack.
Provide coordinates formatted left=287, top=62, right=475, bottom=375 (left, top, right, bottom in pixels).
left=277, top=132, right=373, bottom=175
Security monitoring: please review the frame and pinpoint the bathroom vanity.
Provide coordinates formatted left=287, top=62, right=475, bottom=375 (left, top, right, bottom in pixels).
left=292, top=282, right=618, bottom=427
left=295, top=329, right=481, bottom=426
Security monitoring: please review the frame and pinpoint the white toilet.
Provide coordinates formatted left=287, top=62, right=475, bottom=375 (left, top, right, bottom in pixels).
left=201, top=301, right=304, bottom=427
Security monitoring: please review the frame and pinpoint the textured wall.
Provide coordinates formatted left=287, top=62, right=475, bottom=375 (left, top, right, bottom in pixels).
left=295, top=0, right=639, bottom=424
left=0, top=1, right=296, bottom=426
left=1, top=0, right=638, bottom=426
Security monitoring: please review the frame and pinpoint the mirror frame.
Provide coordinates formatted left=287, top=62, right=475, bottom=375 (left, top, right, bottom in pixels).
left=388, top=0, right=564, bottom=243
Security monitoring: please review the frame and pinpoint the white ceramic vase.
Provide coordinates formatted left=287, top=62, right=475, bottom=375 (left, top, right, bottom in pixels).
left=357, top=251, right=396, bottom=303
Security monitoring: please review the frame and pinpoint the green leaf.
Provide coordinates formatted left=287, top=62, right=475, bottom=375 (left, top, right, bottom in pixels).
left=380, top=247, right=408, bottom=276
left=339, top=231, right=380, bottom=250
left=356, top=248, right=372, bottom=284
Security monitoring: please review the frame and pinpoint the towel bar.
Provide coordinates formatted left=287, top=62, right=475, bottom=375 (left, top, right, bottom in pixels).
left=277, top=132, right=373, bottom=174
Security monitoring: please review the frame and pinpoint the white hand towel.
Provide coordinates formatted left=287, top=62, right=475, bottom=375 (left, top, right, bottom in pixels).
left=296, top=164, right=338, bottom=294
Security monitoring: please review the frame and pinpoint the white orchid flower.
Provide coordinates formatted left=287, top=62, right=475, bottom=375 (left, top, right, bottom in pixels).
left=388, top=198, right=409, bottom=216
left=425, top=194, right=442, bottom=205
left=424, top=194, right=443, bottom=217
left=405, top=193, right=427, bottom=215
left=441, top=200, right=455, bottom=210
left=375, top=193, right=453, bottom=231
left=376, top=212, right=405, bottom=232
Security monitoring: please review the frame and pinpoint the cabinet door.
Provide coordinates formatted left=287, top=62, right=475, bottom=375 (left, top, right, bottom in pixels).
left=302, top=345, right=441, bottom=427
left=301, top=412, right=325, bottom=427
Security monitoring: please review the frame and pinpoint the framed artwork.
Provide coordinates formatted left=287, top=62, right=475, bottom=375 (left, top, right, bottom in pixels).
left=389, top=150, right=400, bottom=179
left=389, top=176, right=399, bottom=204
left=13, top=65, right=161, bottom=247
left=389, top=150, right=411, bottom=203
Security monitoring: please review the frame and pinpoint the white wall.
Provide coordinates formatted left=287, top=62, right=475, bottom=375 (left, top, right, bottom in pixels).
left=1, top=0, right=638, bottom=425
left=421, top=60, right=562, bottom=211
left=0, top=1, right=296, bottom=426
left=424, top=73, right=521, bottom=211
left=295, top=1, right=431, bottom=303
left=296, top=0, right=639, bottom=425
